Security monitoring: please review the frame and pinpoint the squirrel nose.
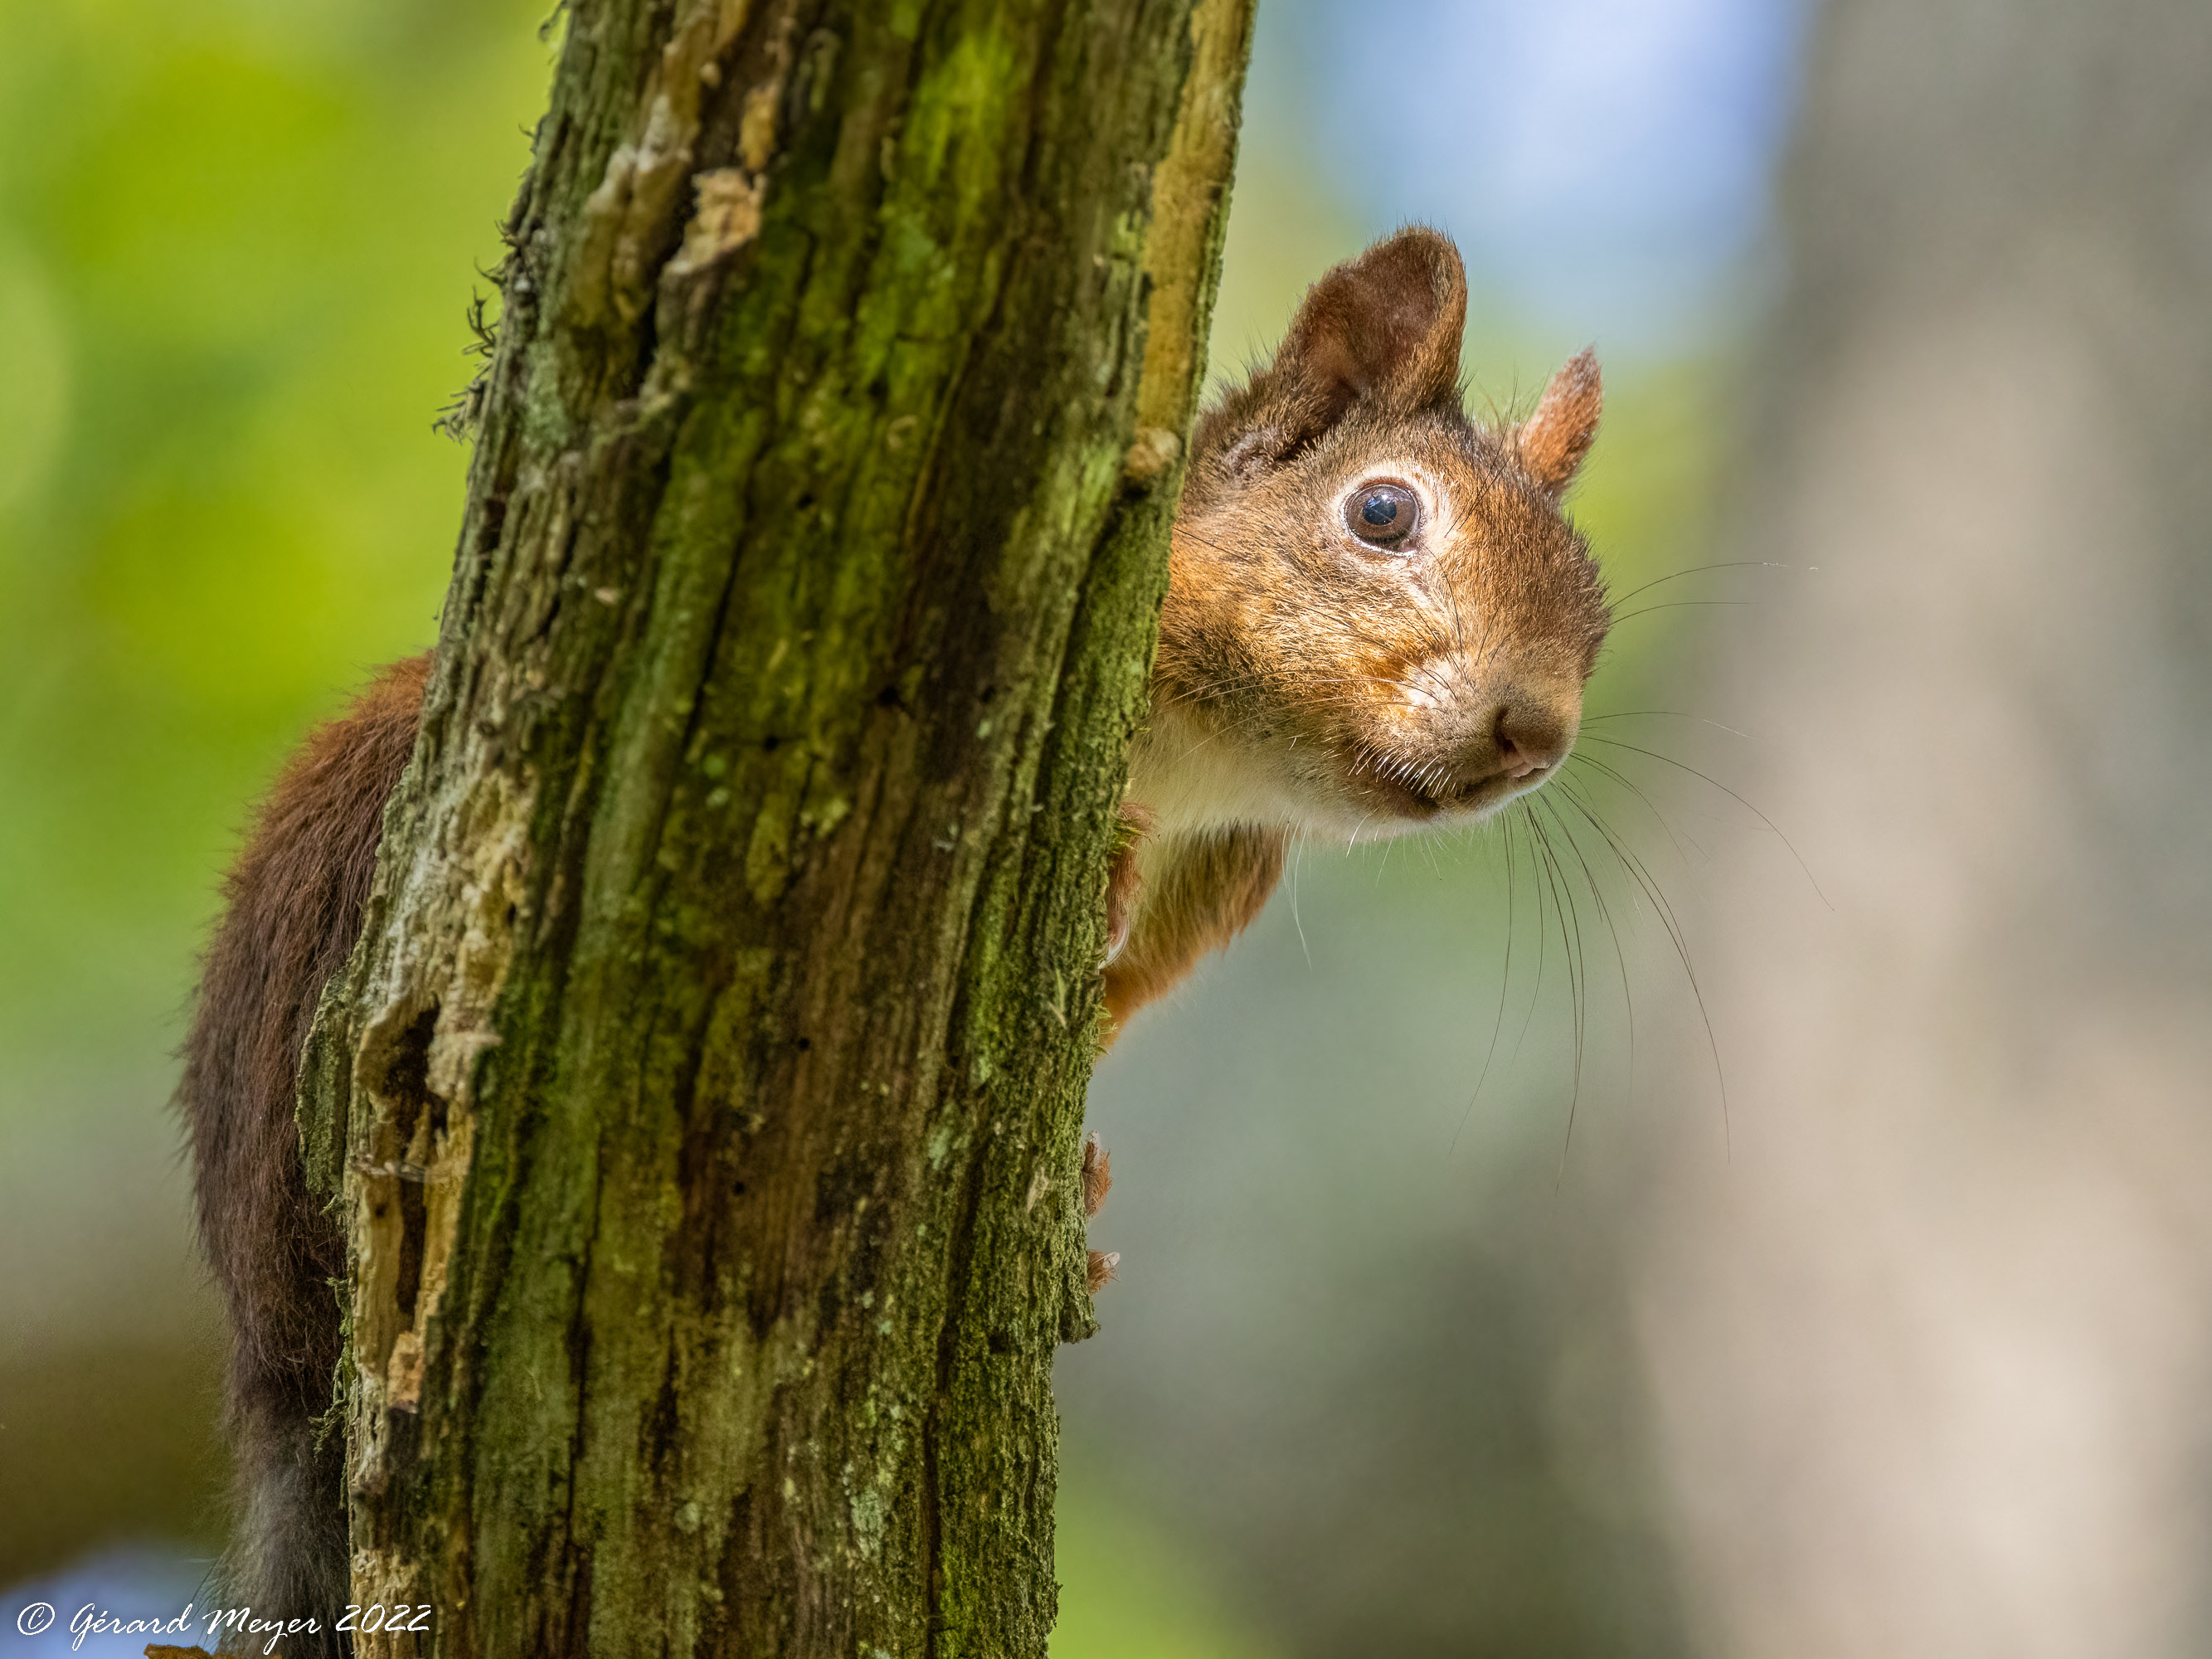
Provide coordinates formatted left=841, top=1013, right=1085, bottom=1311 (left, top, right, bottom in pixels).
left=1490, top=702, right=1573, bottom=781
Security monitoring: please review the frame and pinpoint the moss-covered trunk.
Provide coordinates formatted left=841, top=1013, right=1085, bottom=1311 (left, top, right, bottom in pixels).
left=295, top=1, right=1251, bottom=1652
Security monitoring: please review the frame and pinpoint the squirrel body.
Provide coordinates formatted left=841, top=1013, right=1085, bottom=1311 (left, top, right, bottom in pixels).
left=182, top=228, right=1605, bottom=1637
left=179, top=652, right=430, bottom=1642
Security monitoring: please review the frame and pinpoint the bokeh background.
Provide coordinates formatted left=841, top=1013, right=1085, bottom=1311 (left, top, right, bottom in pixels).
left=8, top=0, right=2212, bottom=1653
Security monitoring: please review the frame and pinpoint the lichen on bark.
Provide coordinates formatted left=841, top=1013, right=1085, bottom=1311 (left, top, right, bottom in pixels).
left=294, top=0, right=1252, bottom=1653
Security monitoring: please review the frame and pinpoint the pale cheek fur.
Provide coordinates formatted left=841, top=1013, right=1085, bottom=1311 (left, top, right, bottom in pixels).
left=1125, top=703, right=1327, bottom=836
left=1127, top=698, right=1525, bottom=845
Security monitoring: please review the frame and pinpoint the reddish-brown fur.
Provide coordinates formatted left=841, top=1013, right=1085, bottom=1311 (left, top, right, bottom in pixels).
left=1518, top=347, right=1604, bottom=498
left=1101, top=824, right=1286, bottom=1027
left=182, top=228, right=1603, bottom=1629
left=1101, top=226, right=1609, bottom=1036
left=180, top=652, right=430, bottom=1645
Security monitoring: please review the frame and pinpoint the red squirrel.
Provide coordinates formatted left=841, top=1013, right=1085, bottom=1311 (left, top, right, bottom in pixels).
left=179, top=226, right=1606, bottom=1637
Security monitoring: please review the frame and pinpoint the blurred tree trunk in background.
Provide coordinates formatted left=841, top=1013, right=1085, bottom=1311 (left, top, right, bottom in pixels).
left=1635, top=0, right=2212, bottom=1653
left=296, top=1, right=1252, bottom=1654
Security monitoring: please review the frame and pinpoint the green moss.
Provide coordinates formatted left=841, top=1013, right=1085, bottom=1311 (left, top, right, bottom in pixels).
left=309, top=1, right=1255, bottom=1653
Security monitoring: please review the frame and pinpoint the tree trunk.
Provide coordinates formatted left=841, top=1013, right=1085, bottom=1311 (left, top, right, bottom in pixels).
left=294, top=1, right=1252, bottom=1653
left=1631, top=1, right=2212, bottom=1653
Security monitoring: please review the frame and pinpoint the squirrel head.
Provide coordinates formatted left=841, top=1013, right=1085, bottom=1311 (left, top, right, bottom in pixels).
left=1156, top=226, right=1610, bottom=837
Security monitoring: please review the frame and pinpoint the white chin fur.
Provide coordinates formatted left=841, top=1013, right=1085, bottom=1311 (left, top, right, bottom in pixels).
left=1127, top=703, right=1514, bottom=843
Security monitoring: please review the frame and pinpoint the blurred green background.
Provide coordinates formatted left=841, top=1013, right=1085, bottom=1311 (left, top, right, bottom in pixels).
left=0, top=0, right=1790, bottom=1648
left=0, top=0, right=553, bottom=1598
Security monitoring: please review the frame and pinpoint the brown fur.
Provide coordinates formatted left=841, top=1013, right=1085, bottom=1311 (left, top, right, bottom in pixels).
left=1102, top=824, right=1288, bottom=1028
left=1518, top=347, right=1604, bottom=497
left=179, top=651, right=430, bottom=1650
left=180, top=231, right=1603, bottom=1616
left=1101, top=226, right=1609, bottom=1031
left=1081, top=1131, right=1114, bottom=1219
left=1082, top=1134, right=1117, bottom=1292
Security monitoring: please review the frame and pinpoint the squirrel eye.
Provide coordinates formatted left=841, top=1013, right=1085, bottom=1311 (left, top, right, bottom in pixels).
left=1345, top=483, right=1419, bottom=546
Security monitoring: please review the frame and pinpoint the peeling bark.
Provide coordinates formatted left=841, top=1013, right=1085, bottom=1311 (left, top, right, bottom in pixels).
left=296, top=1, right=1252, bottom=1652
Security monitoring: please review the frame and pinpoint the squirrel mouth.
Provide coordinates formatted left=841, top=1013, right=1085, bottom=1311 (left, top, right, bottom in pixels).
left=1356, top=751, right=1542, bottom=819
left=1354, top=752, right=1461, bottom=817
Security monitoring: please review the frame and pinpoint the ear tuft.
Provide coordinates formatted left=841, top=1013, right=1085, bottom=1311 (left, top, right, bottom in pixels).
left=1518, top=348, right=1602, bottom=497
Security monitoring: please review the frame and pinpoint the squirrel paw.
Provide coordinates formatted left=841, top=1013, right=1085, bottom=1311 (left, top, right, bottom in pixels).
left=1081, top=1131, right=1112, bottom=1219
left=1087, top=1248, right=1121, bottom=1293
left=1082, top=1132, right=1116, bottom=1294
left=1103, top=804, right=1154, bottom=966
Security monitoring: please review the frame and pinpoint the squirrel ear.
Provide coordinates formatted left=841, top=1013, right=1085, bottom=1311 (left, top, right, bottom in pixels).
left=1518, top=348, right=1602, bottom=497
left=1224, top=227, right=1468, bottom=474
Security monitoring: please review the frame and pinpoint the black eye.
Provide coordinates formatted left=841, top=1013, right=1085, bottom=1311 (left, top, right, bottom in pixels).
left=1345, top=483, right=1419, bottom=545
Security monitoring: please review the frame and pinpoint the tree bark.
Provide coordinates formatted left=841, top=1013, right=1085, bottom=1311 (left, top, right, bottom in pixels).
left=294, top=1, right=1252, bottom=1653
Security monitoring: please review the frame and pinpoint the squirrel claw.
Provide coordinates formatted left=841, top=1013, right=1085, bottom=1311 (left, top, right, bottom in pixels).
left=1102, top=804, right=1153, bottom=966
left=1104, top=849, right=1137, bottom=965
left=1081, top=1132, right=1112, bottom=1220
left=1081, top=1135, right=1116, bottom=1295
left=1087, top=1249, right=1121, bottom=1294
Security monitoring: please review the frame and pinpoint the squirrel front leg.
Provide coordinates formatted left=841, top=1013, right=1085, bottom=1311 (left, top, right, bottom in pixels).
left=1085, top=813, right=1286, bottom=1295
left=1101, top=811, right=1288, bottom=1038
